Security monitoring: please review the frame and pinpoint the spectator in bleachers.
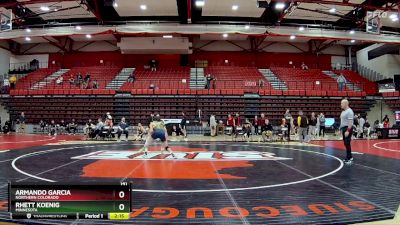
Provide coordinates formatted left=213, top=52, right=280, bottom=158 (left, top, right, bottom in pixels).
left=210, top=114, right=217, bottom=137
left=117, top=117, right=129, bottom=142
left=92, top=80, right=99, bottom=89
left=59, top=119, right=66, bottom=134
left=301, top=62, right=309, bottom=70
left=39, top=120, right=47, bottom=134
left=94, top=118, right=104, bottom=139
left=68, top=74, right=75, bottom=86
left=56, top=76, right=64, bottom=85
left=148, top=113, right=155, bottom=126
left=135, top=123, right=145, bottom=141
left=205, top=74, right=215, bottom=89
left=284, top=109, right=293, bottom=141
left=337, top=74, right=347, bottom=91
left=226, top=114, right=235, bottom=135
left=259, top=113, right=267, bottom=133
left=319, top=113, right=326, bottom=138
left=77, top=73, right=83, bottom=84
left=150, top=59, right=158, bottom=71
left=104, top=115, right=114, bottom=138
left=262, top=119, right=273, bottom=142
left=297, top=110, right=309, bottom=143
left=253, top=115, right=259, bottom=135
left=382, top=115, right=390, bottom=128
left=84, top=73, right=91, bottom=83
left=67, top=119, right=78, bottom=135
left=243, top=119, right=252, bottom=141
left=9, top=75, right=17, bottom=89
left=84, top=119, right=94, bottom=136
left=128, top=72, right=135, bottom=83
left=48, top=120, right=57, bottom=136
left=149, top=83, right=156, bottom=90
left=258, top=79, right=265, bottom=87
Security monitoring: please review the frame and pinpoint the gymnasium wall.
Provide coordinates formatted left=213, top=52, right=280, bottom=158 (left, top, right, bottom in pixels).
left=357, top=44, right=400, bottom=79
left=10, top=54, right=49, bottom=69
left=13, top=39, right=351, bottom=69
left=0, top=48, right=10, bottom=76
left=48, top=51, right=333, bottom=69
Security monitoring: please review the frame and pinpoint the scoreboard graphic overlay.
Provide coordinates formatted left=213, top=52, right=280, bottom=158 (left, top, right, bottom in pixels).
left=9, top=183, right=131, bottom=220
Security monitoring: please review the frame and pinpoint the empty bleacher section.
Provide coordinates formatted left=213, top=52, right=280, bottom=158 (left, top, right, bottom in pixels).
left=15, top=68, right=59, bottom=89
left=204, top=66, right=271, bottom=91
left=120, top=67, right=190, bottom=91
left=334, top=70, right=378, bottom=95
left=270, top=67, right=339, bottom=91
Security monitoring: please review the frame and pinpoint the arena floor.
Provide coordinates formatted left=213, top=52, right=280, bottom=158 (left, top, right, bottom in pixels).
left=0, top=134, right=399, bottom=225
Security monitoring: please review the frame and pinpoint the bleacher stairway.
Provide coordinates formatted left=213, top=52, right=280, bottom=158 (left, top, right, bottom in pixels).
left=106, top=68, right=135, bottom=90
left=189, top=68, right=205, bottom=89
left=323, top=71, right=362, bottom=92
left=259, top=69, right=288, bottom=90
left=30, top=69, right=69, bottom=90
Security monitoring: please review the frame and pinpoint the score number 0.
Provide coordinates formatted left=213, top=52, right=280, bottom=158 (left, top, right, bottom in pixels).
left=118, top=191, right=126, bottom=211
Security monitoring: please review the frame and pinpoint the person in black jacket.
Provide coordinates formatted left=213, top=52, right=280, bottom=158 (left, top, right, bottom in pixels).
left=297, top=110, right=309, bottom=143
left=3, top=119, right=11, bottom=134
left=39, top=120, right=47, bottom=134
left=48, top=120, right=57, bottom=136
left=148, top=113, right=155, bottom=126
left=180, top=112, right=188, bottom=141
left=117, top=117, right=129, bottom=141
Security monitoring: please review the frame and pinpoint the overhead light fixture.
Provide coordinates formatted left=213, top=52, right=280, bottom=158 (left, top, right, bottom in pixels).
left=140, top=4, right=147, bottom=10
left=232, top=5, right=239, bottom=11
left=275, top=3, right=285, bottom=10
left=113, top=2, right=118, bottom=7
left=298, top=26, right=305, bottom=31
left=25, top=28, right=31, bottom=33
left=25, top=37, right=31, bottom=41
left=163, top=35, right=173, bottom=38
left=75, top=25, right=81, bottom=30
left=223, top=33, right=228, bottom=38
left=40, top=6, right=50, bottom=11
left=349, top=30, right=355, bottom=34
left=86, top=34, right=92, bottom=39
left=350, top=39, right=355, bottom=43
left=245, top=25, right=250, bottom=30
left=290, top=35, right=296, bottom=40
left=329, top=8, right=336, bottom=13
left=195, top=0, right=205, bottom=7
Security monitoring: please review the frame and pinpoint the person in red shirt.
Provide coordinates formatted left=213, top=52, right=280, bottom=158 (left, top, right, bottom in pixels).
left=234, top=113, right=241, bottom=127
left=253, top=115, right=259, bottom=135
left=259, top=113, right=267, bottom=133
left=226, top=114, right=235, bottom=135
